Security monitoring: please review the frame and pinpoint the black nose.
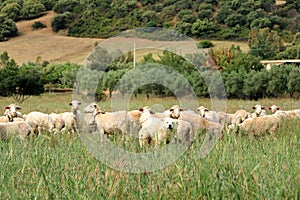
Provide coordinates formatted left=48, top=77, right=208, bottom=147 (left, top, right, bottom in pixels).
left=168, top=124, right=173, bottom=129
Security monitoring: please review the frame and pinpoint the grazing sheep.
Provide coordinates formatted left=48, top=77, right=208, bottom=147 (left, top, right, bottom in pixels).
left=237, top=115, right=280, bottom=136
left=231, top=109, right=249, bottom=125
left=268, top=105, right=297, bottom=120
left=0, top=121, right=32, bottom=140
left=25, top=111, right=54, bottom=134
left=49, top=113, right=65, bottom=132
left=89, top=103, right=139, bottom=136
left=175, top=110, right=223, bottom=139
left=60, top=112, right=76, bottom=134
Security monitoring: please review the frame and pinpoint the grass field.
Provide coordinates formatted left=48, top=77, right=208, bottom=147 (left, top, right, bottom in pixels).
left=0, top=93, right=299, bottom=199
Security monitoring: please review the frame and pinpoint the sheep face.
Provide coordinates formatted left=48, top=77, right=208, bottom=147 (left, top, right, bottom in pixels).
left=169, top=105, right=182, bottom=119
left=269, top=105, right=280, bottom=114
left=252, top=105, right=265, bottom=116
left=84, top=103, right=98, bottom=113
left=196, top=106, right=209, bottom=117
left=163, top=118, right=178, bottom=130
left=69, top=100, right=81, bottom=110
left=5, top=104, right=22, bottom=118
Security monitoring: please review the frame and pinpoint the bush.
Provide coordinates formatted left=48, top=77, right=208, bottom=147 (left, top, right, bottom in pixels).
left=51, top=12, right=72, bottom=32
left=0, top=15, right=18, bottom=41
left=32, top=21, right=46, bottom=30
left=197, top=40, right=214, bottom=48
left=21, top=0, right=46, bottom=19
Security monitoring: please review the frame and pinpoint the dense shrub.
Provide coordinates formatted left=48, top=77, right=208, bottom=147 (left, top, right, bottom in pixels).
left=197, top=40, right=214, bottom=48
left=21, top=0, right=46, bottom=19
left=51, top=12, right=73, bottom=32
left=32, top=21, right=46, bottom=30
left=0, top=15, right=18, bottom=41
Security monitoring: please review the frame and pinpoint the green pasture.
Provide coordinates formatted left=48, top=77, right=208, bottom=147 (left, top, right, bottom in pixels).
left=0, top=93, right=299, bottom=199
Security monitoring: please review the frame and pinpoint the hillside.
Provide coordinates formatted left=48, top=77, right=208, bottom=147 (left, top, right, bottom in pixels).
left=0, top=11, right=102, bottom=65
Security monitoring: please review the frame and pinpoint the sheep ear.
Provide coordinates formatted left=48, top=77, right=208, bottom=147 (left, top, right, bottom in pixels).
left=93, top=104, right=97, bottom=108
left=252, top=106, right=256, bottom=109
left=78, top=102, right=82, bottom=105
left=138, top=108, right=143, bottom=112
left=179, top=108, right=183, bottom=111
left=205, top=108, right=209, bottom=112
left=268, top=107, right=271, bottom=110
left=277, top=107, right=280, bottom=110
left=149, top=110, right=155, bottom=114
left=69, top=102, right=72, bottom=106
left=170, top=109, right=174, bottom=112
left=16, top=106, right=22, bottom=110
left=261, top=106, right=265, bottom=110
left=5, top=106, right=9, bottom=109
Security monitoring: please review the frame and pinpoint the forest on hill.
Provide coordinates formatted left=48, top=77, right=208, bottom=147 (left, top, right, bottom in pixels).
left=0, top=0, right=299, bottom=41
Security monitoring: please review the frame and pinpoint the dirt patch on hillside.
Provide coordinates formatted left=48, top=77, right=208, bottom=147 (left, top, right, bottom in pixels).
left=0, top=11, right=102, bottom=65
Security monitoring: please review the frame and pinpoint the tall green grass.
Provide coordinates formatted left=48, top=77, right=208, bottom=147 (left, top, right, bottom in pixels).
left=0, top=93, right=299, bottom=199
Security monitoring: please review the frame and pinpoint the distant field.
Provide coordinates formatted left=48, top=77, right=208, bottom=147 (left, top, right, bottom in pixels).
left=0, top=93, right=299, bottom=199
left=0, top=11, right=249, bottom=65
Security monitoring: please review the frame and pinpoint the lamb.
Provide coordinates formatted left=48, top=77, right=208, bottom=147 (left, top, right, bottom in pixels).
left=0, top=121, right=32, bottom=140
left=25, top=111, right=54, bottom=134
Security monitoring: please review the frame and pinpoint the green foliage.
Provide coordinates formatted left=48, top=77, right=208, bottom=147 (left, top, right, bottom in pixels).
left=248, top=28, right=285, bottom=59
left=0, top=15, right=18, bottom=41
left=51, top=12, right=73, bottom=32
left=53, top=0, right=81, bottom=14
left=191, top=19, right=217, bottom=38
left=32, top=21, right=46, bottom=30
left=0, top=52, right=44, bottom=102
left=197, top=40, right=214, bottom=48
left=287, top=67, right=300, bottom=97
left=0, top=2, right=21, bottom=20
left=21, top=0, right=46, bottom=19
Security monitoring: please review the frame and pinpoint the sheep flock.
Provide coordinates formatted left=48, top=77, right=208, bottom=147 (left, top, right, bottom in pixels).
left=0, top=101, right=299, bottom=148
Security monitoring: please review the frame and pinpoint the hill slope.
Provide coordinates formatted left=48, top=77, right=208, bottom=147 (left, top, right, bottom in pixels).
left=0, top=11, right=102, bottom=65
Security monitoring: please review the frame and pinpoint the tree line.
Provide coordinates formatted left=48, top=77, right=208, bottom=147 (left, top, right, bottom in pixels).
left=1, top=0, right=299, bottom=43
left=1, top=46, right=299, bottom=103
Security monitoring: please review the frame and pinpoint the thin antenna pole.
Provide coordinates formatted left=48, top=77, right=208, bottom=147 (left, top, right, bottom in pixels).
left=133, top=42, right=136, bottom=68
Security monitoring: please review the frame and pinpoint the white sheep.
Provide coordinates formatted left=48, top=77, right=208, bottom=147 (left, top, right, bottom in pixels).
left=1, top=104, right=23, bottom=122
left=236, top=115, right=280, bottom=136
left=0, top=121, right=32, bottom=140
left=88, top=103, right=139, bottom=136
left=138, top=109, right=175, bottom=147
left=174, top=109, right=223, bottom=139
left=25, top=111, right=54, bottom=134
left=49, top=113, right=65, bottom=132
left=164, top=118, right=194, bottom=146
left=231, top=109, right=249, bottom=125
left=196, top=106, right=232, bottom=124
left=60, top=100, right=83, bottom=134
left=268, top=105, right=297, bottom=120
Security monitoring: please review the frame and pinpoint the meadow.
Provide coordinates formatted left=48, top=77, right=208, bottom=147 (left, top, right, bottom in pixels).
left=0, top=93, right=299, bottom=199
